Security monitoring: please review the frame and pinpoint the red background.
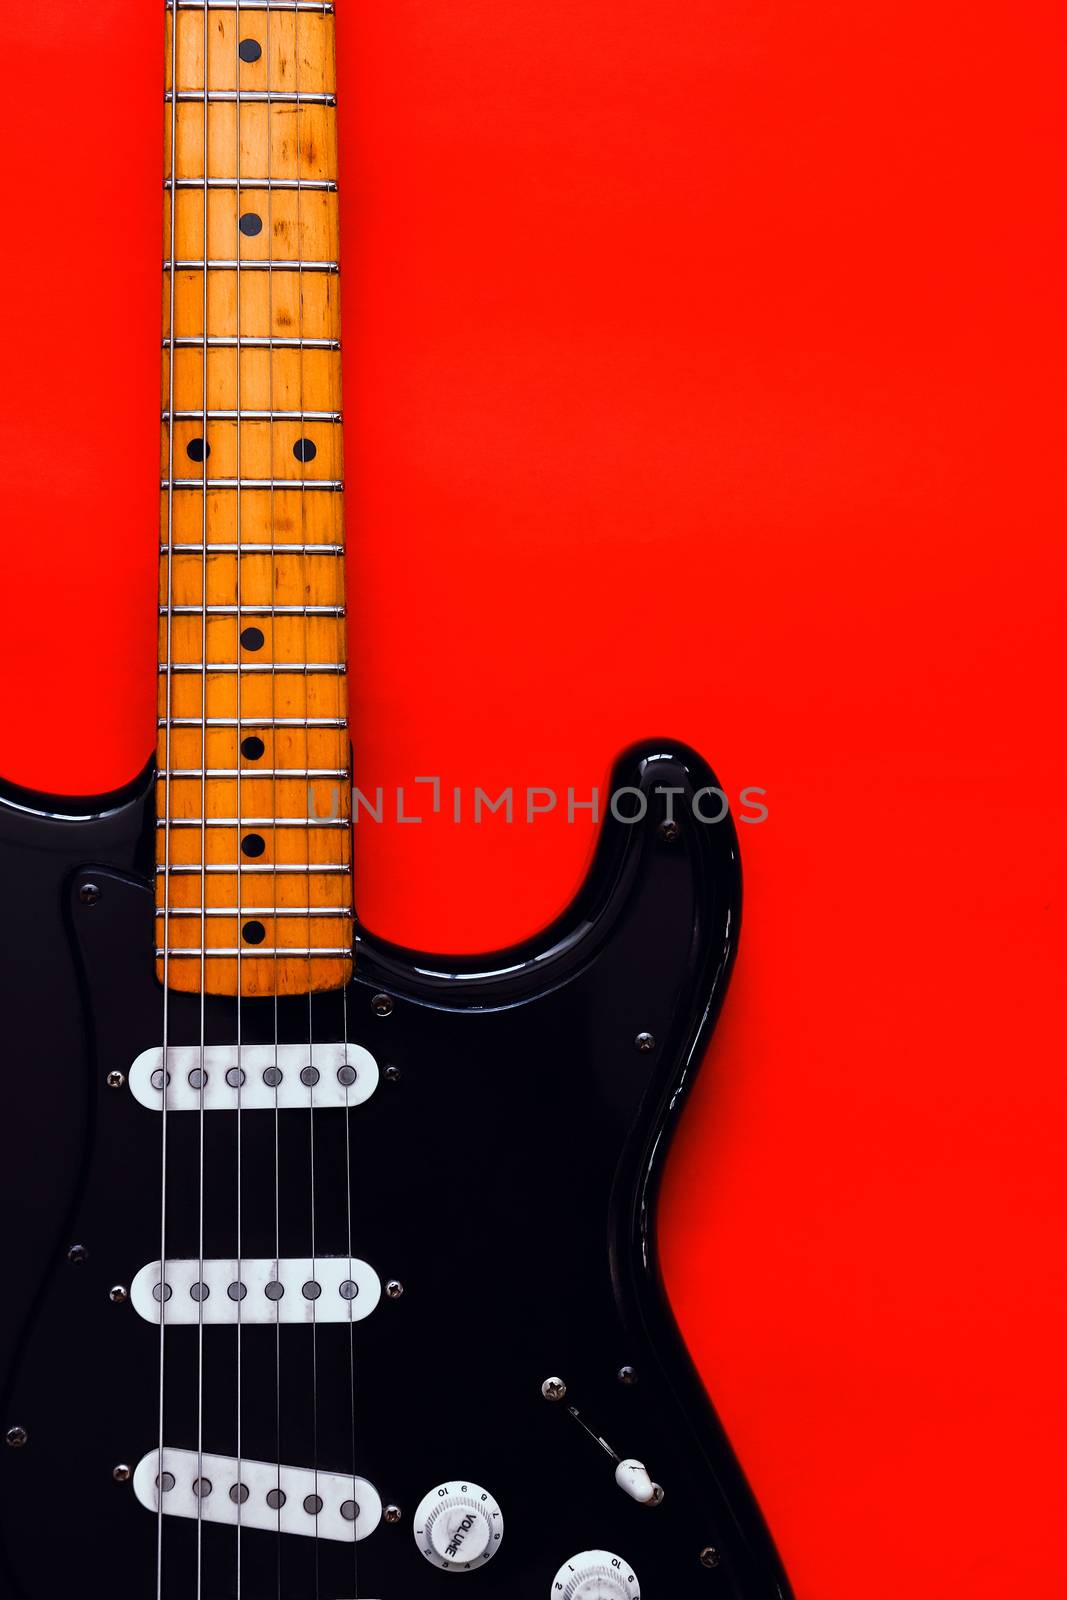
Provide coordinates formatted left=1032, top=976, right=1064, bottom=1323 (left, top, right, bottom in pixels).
left=1, top=4, right=1065, bottom=1595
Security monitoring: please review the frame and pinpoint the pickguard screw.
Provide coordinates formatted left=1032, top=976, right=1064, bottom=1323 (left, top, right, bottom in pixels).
left=78, top=882, right=101, bottom=905
left=384, top=1063, right=401, bottom=1083
left=541, top=1376, right=567, bottom=1402
left=385, top=1279, right=404, bottom=1300
left=635, top=1032, right=656, bottom=1052
left=106, top=1071, right=125, bottom=1090
left=109, top=1285, right=128, bottom=1305
left=617, top=1365, right=638, bottom=1385
left=371, top=993, right=394, bottom=1017
left=67, top=1244, right=89, bottom=1265
left=383, top=1503, right=402, bottom=1525
left=700, top=1547, right=720, bottom=1568
left=659, top=819, right=681, bottom=843
left=5, top=1426, right=27, bottom=1449
left=113, top=1464, right=131, bottom=1483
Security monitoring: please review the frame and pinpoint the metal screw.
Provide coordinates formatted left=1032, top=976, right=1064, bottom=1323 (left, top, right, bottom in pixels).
left=67, top=1244, right=89, bottom=1265
left=635, top=1031, right=656, bottom=1052
left=109, top=1285, right=128, bottom=1305
left=384, top=1063, right=401, bottom=1083
left=78, top=882, right=101, bottom=906
left=385, top=1279, right=404, bottom=1300
left=699, top=1547, right=720, bottom=1569
left=383, top=1503, right=402, bottom=1525
left=541, top=1376, right=567, bottom=1402
left=371, top=993, right=394, bottom=1017
left=106, top=1071, right=125, bottom=1090
left=617, top=1365, right=638, bottom=1385
left=113, top=1464, right=131, bottom=1483
left=5, top=1426, right=27, bottom=1449
left=659, top=819, right=681, bottom=843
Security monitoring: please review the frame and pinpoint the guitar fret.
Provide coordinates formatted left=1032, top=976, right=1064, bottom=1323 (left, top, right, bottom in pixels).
left=165, top=179, right=338, bottom=192
left=166, top=91, right=336, bottom=105
left=165, top=479, right=344, bottom=491
left=166, top=336, right=340, bottom=349
left=159, top=769, right=348, bottom=777
left=159, top=865, right=349, bottom=874
left=168, top=3, right=332, bottom=11
left=167, top=260, right=339, bottom=273
left=159, top=907, right=351, bottom=917
left=158, top=949, right=352, bottom=958
left=162, top=663, right=346, bottom=673
left=160, top=717, right=347, bottom=727
left=156, top=818, right=350, bottom=828
left=160, top=605, right=345, bottom=615
left=160, top=544, right=344, bottom=554
left=164, top=411, right=342, bottom=422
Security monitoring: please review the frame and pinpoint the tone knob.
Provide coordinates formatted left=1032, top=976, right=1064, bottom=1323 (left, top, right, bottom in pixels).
left=551, top=1550, right=640, bottom=1599
left=413, top=1480, right=504, bottom=1571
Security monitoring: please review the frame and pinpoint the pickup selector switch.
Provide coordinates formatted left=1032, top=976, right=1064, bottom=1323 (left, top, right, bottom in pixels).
left=551, top=1550, right=640, bottom=1599
left=413, top=1481, right=503, bottom=1571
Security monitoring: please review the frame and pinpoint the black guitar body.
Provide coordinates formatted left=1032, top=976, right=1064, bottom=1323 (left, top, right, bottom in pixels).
left=0, top=743, right=790, bottom=1600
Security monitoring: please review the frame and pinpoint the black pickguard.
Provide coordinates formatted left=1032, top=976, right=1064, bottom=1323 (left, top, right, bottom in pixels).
left=0, top=743, right=791, bottom=1600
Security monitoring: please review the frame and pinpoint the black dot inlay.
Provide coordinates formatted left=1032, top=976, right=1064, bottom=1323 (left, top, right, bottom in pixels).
left=242, top=920, right=267, bottom=945
left=293, top=437, right=317, bottom=463
left=238, top=38, right=262, bottom=63
left=241, top=735, right=266, bottom=761
left=239, top=212, right=263, bottom=238
left=241, top=834, right=266, bottom=858
left=240, top=626, right=265, bottom=651
left=186, top=437, right=209, bottom=463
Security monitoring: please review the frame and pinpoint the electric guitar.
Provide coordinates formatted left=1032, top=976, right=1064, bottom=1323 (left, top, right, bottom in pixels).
left=0, top=5, right=792, bottom=1597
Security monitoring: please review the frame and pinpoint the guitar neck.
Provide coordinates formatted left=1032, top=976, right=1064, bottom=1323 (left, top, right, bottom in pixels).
left=156, top=0, right=353, bottom=999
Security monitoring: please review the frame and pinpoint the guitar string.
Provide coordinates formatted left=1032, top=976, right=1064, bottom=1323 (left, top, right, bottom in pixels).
left=332, top=4, right=361, bottom=1581
left=262, top=6, right=283, bottom=1587
left=264, top=6, right=284, bottom=1593
left=196, top=0, right=210, bottom=1593
left=233, top=11, right=245, bottom=1597
left=157, top=0, right=181, bottom=1589
left=293, top=25, right=323, bottom=1596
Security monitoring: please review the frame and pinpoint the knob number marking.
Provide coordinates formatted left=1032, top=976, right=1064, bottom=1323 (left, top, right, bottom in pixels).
left=413, top=1480, right=503, bottom=1571
left=552, top=1549, right=640, bottom=1599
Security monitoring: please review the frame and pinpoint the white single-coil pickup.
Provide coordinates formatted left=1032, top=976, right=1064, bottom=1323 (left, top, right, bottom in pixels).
left=134, top=1449, right=381, bottom=1542
left=130, top=1257, right=381, bottom=1325
left=129, top=1042, right=378, bottom=1112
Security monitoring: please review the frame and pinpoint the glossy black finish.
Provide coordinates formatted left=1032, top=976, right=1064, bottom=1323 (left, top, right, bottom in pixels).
left=0, top=744, right=791, bottom=1600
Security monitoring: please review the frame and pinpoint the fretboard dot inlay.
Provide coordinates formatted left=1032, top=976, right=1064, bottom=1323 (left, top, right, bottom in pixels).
left=238, top=38, right=262, bottom=64
left=241, top=834, right=266, bottom=858
left=242, top=920, right=267, bottom=945
left=186, top=437, right=209, bottom=462
left=293, top=437, right=317, bottom=463
left=240, top=735, right=266, bottom=761
left=240, top=626, right=265, bottom=651
left=239, top=212, right=263, bottom=238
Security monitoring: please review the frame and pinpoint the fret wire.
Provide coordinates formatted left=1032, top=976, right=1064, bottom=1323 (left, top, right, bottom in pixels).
left=164, top=411, right=342, bottom=421
left=156, top=818, right=350, bottom=828
left=160, top=864, right=349, bottom=874
left=165, top=91, right=336, bottom=105
left=160, top=717, right=347, bottom=727
left=161, top=663, right=345, bottom=672
left=159, top=769, right=348, bottom=777
left=165, top=179, right=338, bottom=191
left=158, top=940, right=351, bottom=953
left=166, top=260, right=339, bottom=272
left=167, top=336, right=339, bottom=348
left=164, top=479, right=344, bottom=490
left=160, top=605, right=345, bottom=614
left=159, top=907, right=351, bottom=917
left=160, top=544, right=344, bottom=553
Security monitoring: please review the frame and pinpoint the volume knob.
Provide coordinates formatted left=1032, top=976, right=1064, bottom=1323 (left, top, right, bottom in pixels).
left=551, top=1550, right=640, bottom=1599
left=413, top=1481, right=504, bottom=1571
